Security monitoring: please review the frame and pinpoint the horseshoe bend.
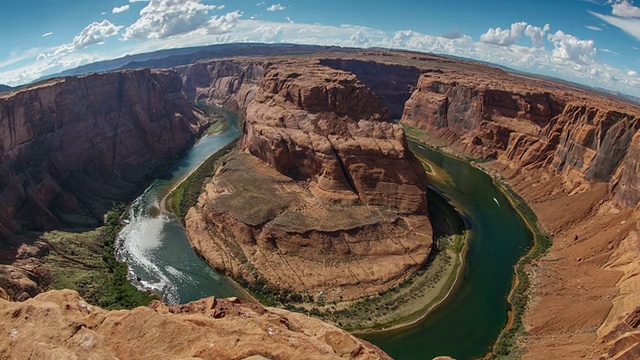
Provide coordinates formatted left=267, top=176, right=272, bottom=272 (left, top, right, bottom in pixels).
left=0, top=45, right=639, bottom=359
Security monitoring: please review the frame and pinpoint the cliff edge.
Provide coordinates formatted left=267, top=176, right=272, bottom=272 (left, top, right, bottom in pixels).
left=0, top=289, right=391, bottom=359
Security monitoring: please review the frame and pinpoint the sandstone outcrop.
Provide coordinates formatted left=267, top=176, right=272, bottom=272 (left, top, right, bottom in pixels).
left=0, top=69, right=206, bottom=239
left=0, top=289, right=391, bottom=359
left=182, top=59, right=428, bottom=212
left=181, top=58, right=431, bottom=301
left=186, top=152, right=432, bottom=300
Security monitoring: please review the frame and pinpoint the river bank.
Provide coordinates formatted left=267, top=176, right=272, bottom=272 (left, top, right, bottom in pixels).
left=404, top=126, right=551, bottom=358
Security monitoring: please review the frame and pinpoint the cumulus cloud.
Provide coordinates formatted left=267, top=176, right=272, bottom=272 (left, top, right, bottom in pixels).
left=611, top=0, right=640, bottom=17
left=525, top=23, right=550, bottom=47
left=480, top=22, right=549, bottom=47
left=267, top=3, right=286, bottom=11
left=548, top=30, right=597, bottom=64
left=51, top=20, right=121, bottom=57
left=123, top=0, right=234, bottom=40
left=441, top=29, right=464, bottom=40
left=629, top=70, right=638, bottom=77
left=480, top=21, right=527, bottom=46
left=204, top=10, right=241, bottom=34
left=591, top=1, right=640, bottom=41
left=113, top=5, right=130, bottom=14
left=37, top=53, right=47, bottom=61
left=73, top=20, right=122, bottom=49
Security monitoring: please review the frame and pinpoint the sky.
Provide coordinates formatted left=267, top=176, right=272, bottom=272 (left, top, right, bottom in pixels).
left=1, top=0, right=639, bottom=97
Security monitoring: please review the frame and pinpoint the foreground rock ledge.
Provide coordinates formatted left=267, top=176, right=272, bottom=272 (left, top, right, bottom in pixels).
left=0, top=289, right=391, bottom=360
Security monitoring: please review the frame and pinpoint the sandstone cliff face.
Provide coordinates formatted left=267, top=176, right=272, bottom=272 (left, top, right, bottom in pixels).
left=186, top=152, right=432, bottom=301
left=182, top=59, right=428, bottom=213
left=0, top=289, right=391, bottom=359
left=402, top=70, right=640, bottom=201
left=0, top=69, right=206, bottom=238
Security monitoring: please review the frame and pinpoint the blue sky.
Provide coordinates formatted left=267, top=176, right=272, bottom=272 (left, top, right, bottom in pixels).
left=1, top=0, right=639, bottom=96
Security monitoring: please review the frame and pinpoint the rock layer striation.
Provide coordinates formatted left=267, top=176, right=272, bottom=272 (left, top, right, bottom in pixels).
left=0, top=69, right=206, bottom=239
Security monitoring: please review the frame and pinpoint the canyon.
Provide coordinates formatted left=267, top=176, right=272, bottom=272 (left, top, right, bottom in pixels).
left=0, top=45, right=639, bottom=358
left=0, top=69, right=207, bottom=239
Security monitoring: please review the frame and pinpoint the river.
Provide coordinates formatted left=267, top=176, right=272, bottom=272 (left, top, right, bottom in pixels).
left=116, top=112, right=531, bottom=359
left=360, top=143, right=532, bottom=359
left=116, top=111, right=242, bottom=305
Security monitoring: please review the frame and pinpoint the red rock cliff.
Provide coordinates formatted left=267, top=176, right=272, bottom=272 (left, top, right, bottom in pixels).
left=0, top=69, right=206, bottom=238
left=402, top=69, right=640, bottom=205
left=181, top=59, right=428, bottom=213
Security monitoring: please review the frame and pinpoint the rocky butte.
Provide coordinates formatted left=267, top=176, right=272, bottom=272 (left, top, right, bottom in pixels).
left=1, top=45, right=640, bottom=359
left=179, top=58, right=432, bottom=301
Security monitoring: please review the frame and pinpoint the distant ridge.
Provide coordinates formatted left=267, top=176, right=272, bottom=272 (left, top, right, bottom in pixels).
left=37, top=42, right=640, bottom=105
left=0, top=84, right=13, bottom=93
left=40, top=43, right=355, bottom=81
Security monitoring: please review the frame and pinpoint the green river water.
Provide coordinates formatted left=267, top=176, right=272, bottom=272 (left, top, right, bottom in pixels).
left=360, top=143, right=532, bottom=359
left=117, top=111, right=532, bottom=359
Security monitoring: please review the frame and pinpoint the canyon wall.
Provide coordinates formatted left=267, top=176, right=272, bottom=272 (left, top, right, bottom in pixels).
left=402, top=69, right=640, bottom=204
left=400, top=61, right=640, bottom=359
left=0, top=69, right=206, bottom=239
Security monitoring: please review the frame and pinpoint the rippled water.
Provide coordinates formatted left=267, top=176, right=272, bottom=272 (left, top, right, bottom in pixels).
left=116, top=112, right=243, bottom=304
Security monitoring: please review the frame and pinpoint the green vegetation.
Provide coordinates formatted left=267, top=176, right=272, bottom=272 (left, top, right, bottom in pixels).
left=239, top=188, right=468, bottom=332
left=197, top=101, right=230, bottom=135
left=43, top=205, right=154, bottom=310
left=491, top=183, right=552, bottom=359
left=422, top=161, right=433, bottom=173
left=404, top=129, right=552, bottom=358
left=165, top=138, right=239, bottom=223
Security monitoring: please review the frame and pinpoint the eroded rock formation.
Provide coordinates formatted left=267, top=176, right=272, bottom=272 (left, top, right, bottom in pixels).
left=181, top=58, right=431, bottom=300
left=0, top=289, right=391, bottom=359
left=0, top=70, right=206, bottom=239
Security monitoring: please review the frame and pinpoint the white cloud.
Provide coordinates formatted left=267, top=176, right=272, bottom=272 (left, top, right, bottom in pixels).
left=480, top=22, right=549, bottom=47
left=611, top=0, right=640, bottom=18
left=585, top=25, right=603, bottom=31
left=113, top=5, right=131, bottom=14
left=591, top=1, right=640, bottom=41
left=123, top=0, right=234, bottom=40
left=524, top=23, right=550, bottom=47
left=72, top=20, right=122, bottom=49
left=1, top=16, right=639, bottom=99
left=203, top=11, right=241, bottom=34
left=629, top=70, right=638, bottom=77
left=547, top=30, right=597, bottom=65
left=36, top=53, right=47, bottom=61
left=51, top=20, right=122, bottom=58
left=42, top=32, right=53, bottom=37
left=480, top=21, right=527, bottom=46
left=267, top=3, right=286, bottom=11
